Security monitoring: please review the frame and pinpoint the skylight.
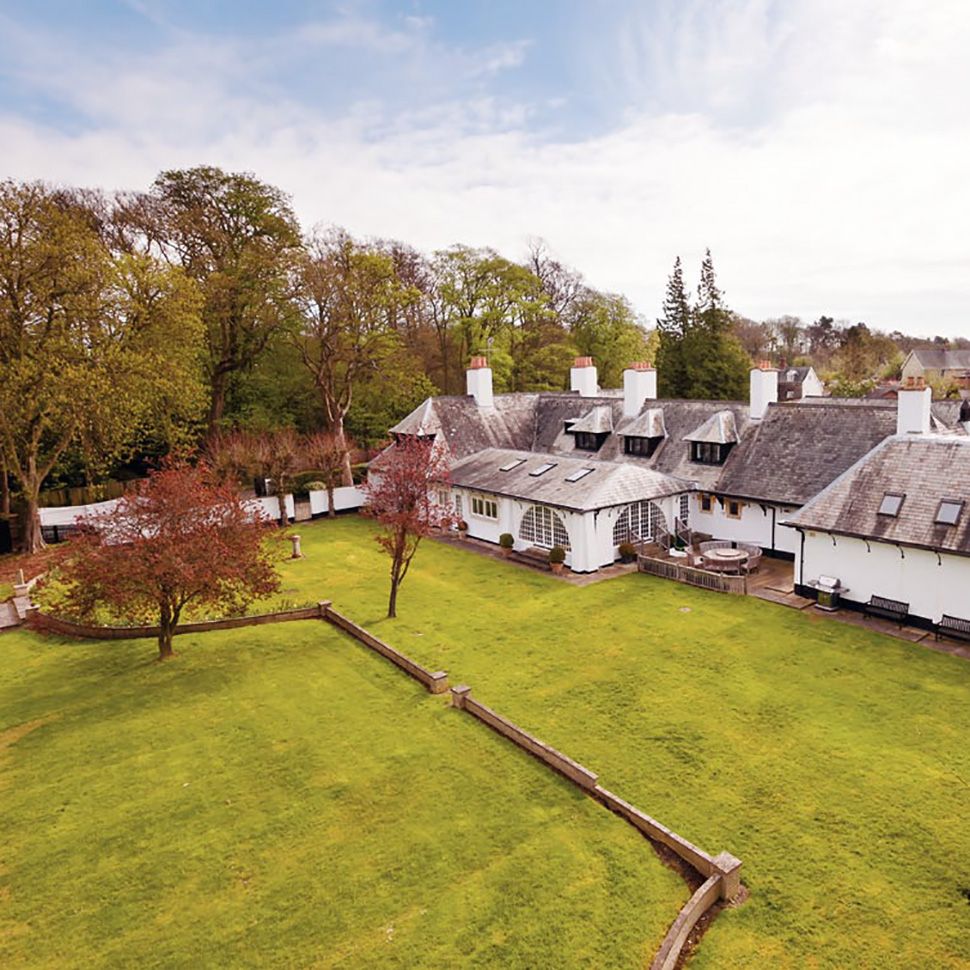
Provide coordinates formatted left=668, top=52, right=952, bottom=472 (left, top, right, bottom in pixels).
left=878, top=493, right=905, bottom=517
left=529, top=462, right=557, bottom=477
left=565, top=467, right=595, bottom=483
left=935, top=499, right=963, bottom=526
left=499, top=458, right=526, bottom=472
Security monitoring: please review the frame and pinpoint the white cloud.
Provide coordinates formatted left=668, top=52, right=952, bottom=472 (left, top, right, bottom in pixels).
left=1, top=1, right=968, bottom=335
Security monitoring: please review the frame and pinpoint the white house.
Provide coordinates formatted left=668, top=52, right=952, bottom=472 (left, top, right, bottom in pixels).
left=383, top=357, right=968, bottom=575
left=785, top=383, right=970, bottom=626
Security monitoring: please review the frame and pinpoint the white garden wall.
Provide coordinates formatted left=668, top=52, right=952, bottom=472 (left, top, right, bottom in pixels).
left=308, top=486, right=365, bottom=515
left=797, top=531, right=970, bottom=623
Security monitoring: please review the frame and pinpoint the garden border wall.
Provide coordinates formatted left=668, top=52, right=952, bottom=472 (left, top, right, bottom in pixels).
left=31, top=603, right=326, bottom=639
left=32, top=594, right=742, bottom=967
left=321, top=605, right=448, bottom=694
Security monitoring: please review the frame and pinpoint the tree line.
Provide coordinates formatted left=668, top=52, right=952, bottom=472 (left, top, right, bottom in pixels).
left=0, top=166, right=955, bottom=552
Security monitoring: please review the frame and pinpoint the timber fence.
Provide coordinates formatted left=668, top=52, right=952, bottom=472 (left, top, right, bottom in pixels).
left=638, top=555, right=748, bottom=595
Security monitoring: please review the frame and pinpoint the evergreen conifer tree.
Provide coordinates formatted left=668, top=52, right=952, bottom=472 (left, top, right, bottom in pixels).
left=656, top=256, right=691, bottom=396
left=682, top=249, right=750, bottom=400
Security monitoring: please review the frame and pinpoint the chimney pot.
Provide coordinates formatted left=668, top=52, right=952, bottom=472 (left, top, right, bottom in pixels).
left=750, top=365, right=778, bottom=420
left=466, top=357, right=494, bottom=407
left=623, top=363, right=657, bottom=415
left=570, top=357, right=598, bottom=397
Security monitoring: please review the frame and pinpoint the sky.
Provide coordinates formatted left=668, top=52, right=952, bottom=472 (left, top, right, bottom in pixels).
left=1, top=0, right=968, bottom=336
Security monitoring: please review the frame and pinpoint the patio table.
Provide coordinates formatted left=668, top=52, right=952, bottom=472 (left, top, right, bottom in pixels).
left=701, top=548, right=748, bottom=573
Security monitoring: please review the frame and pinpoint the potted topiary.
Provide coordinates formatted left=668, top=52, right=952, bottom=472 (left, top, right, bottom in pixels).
left=548, top=546, right=566, bottom=574
left=499, top=532, right=514, bottom=557
left=618, top=542, right=637, bottom=564
left=457, top=519, right=468, bottom=539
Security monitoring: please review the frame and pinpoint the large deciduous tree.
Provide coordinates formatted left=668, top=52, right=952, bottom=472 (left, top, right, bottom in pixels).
left=148, top=166, right=302, bottom=436
left=54, top=462, right=280, bottom=660
left=363, top=436, right=452, bottom=619
left=295, top=227, right=417, bottom=483
left=0, top=180, right=205, bottom=553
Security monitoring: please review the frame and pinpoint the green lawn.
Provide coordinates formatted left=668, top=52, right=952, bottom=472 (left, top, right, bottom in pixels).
left=0, top=621, right=685, bottom=968
left=0, top=581, right=12, bottom=602
left=270, top=516, right=970, bottom=969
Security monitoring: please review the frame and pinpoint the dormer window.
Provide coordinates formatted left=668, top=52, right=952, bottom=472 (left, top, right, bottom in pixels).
left=878, top=493, right=905, bottom=517
left=690, top=442, right=732, bottom=465
left=935, top=499, right=963, bottom=526
left=624, top=435, right=663, bottom=458
left=574, top=431, right=607, bottom=451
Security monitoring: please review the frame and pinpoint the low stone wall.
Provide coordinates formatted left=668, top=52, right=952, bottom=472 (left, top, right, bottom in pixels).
left=31, top=603, right=326, bottom=640
left=444, top=683, right=742, bottom=969
left=450, top=686, right=598, bottom=790
left=650, top=874, right=723, bottom=970
left=322, top=605, right=449, bottom=694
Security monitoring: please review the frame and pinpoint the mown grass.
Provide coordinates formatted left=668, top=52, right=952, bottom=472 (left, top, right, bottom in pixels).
left=0, top=618, right=685, bottom=968
left=0, top=581, right=13, bottom=602
left=274, top=515, right=970, bottom=969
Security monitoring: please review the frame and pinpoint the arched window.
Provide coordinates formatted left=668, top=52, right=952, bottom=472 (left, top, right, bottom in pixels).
left=613, top=500, right=665, bottom=546
left=519, top=505, right=571, bottom=550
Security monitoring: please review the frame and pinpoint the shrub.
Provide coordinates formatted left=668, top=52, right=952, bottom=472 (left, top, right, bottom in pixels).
left=457, top=520, right=468, bottom=531
left=499, top=533, right=514, bottom=549
left=618, top=542, right=637, bottom=562
left=304, top=481, right=326, bottom=492
left=548, top=546, right=566, bottom=564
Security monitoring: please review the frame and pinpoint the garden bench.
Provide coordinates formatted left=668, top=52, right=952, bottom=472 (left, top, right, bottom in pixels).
left=936, top=614, right=970, bottom=642
left=864, top=595, right=909, bottom=626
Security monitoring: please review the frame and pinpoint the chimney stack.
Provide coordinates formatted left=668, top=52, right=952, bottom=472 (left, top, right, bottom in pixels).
left=623, top=362, right=657, bottom=416
left=570, top=356, right=598, bottom=397
left=749, top=361, right=778, bottom=421
left=466, top=355, right=494, bottom=408
left=896, top=375, right=931, bottom=435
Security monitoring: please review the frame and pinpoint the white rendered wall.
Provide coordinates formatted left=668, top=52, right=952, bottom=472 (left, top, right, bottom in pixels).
left=798, top=531, right=970, bottom=622
left=308, top=486, right=365, bottom=515
left=694, top=495, right=800, bottom=554
left=801, top=370, right=825, bottom=398
left=40, top=495, right=298, bottom=526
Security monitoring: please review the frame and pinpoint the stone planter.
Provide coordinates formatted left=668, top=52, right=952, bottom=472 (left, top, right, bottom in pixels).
left=549, top=562, right=564, bottom=575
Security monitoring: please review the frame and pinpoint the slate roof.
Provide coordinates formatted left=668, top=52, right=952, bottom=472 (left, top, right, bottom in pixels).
left=388, top=389, right=967, bottom=508
left=682, top=410, right=740, bottom=444
left=617, top=408, right=666, bottom=438
left=567, top=405, right=614, bottom=433
left=907, top=348, right=970, bottom=371
left=784, top=436, right=970, bottom=556
left=716, top=403, right=899, bottom=505
left=448, top=448, right=691, bottom=512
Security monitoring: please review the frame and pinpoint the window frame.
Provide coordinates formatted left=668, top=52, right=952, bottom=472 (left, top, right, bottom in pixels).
left=877, top=492, right=905, bottom=517
left=935, top=498, right=964, bottom=526
left=698, top=493, right=713, bottom=514
left=471, top=495, right=498, bottom=520
left=623, top=434, right=662, bottom=458
left=725, top=499, right=743, bottom=519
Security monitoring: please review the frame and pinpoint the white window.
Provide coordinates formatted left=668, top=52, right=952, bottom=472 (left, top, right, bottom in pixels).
left=529, top=462, right=557, bottom=477
left=936, top=499, right=963, bottom=525
left=471, top=495, right=498, bottom=519
left=519, top=505, right=571, bottom=549
left=679, top=493, right=690, bottom=524
left=726, top=499, right=743, bottom=519
left=613, top=500, right=664, bottom=545
left=698, top=493, right=713, bottom=513
left=454, top=494, right=463, bottom=519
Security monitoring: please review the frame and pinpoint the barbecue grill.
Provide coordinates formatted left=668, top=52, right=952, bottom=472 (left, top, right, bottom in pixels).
left=811, top=575, right=848, bottom=611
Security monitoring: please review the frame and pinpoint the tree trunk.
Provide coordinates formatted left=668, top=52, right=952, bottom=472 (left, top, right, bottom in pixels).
left=326, top=482, right=336, bottom=519
left=207, top=370, right=228, bottom=439
left=275, top=487, right=289, bottom=527
left=158, top=605, right=176, bottom=660
left=1, top=456, right=9, bottom=517
left=387, top=579, right=398, bottom=619
left=22, top=492, right=45, bottom=554
left=332, top=419, right=353, bottom=487
left=158, top=628, right=175, bottom=660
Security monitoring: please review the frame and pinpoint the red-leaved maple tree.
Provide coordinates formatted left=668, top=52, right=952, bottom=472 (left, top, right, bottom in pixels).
left=55, top=461, right=280, bottom=660
left=363, top=435, right=453, bottom=618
